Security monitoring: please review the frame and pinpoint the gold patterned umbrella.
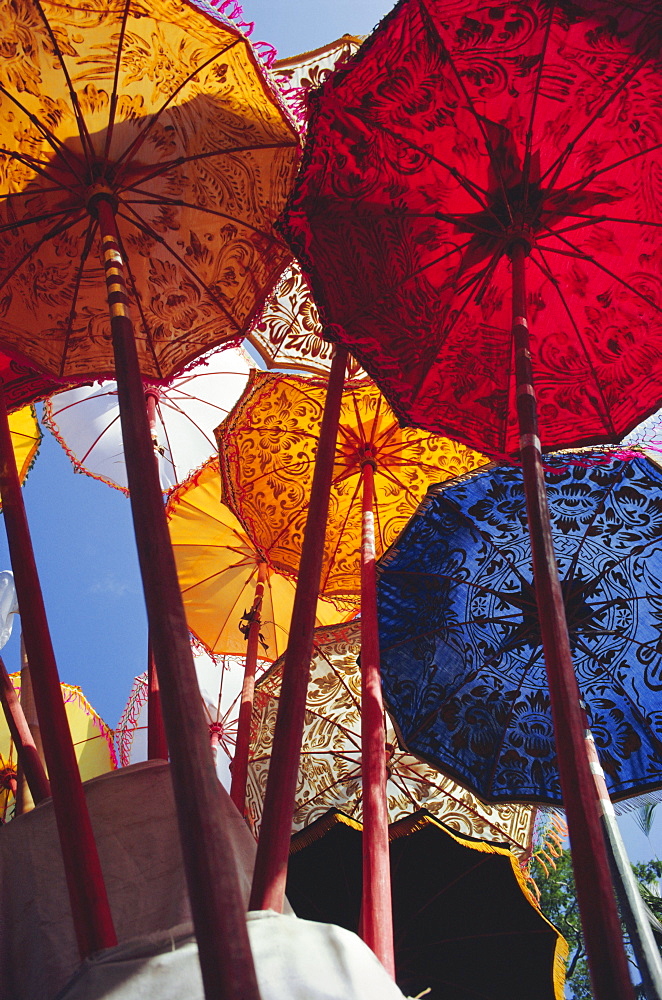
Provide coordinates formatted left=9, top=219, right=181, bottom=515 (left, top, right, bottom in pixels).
left=218, top=371, right=487, bottom=599
left=0, top=0, right=300, bottom=381
left=166, top=457, right=347, bottom=660
left=247, top=621, right=536, bottom=855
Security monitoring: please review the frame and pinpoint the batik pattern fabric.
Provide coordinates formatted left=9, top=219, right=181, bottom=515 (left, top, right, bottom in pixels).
left=0, top=0, right=299, bottom=381
left=246, top=621, right=536, bottom=854
left=218, top=370, right=487, bottom=598
left=281, top=0, right=662, bottom=457
left=378, top=451, right=662, bottom=804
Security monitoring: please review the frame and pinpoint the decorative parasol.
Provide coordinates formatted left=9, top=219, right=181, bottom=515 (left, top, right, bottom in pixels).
left=166, top=457, right=347, bottom=810
left=278, top=3, right=662, bottom=992
left=116, top=645, right=269, bottom=793
left=286, top=808, right=567, bottom=1000
left=220, top=368, right=485, bottom=963
left=0, top=1, right=300, bottom=988
left=44, top=347, right=252, bottom=493
left=219, top=370, right=486, bottom=597
left=273, top=34, right=363, bottom=128
left=247, top=620, right=536, bottom=853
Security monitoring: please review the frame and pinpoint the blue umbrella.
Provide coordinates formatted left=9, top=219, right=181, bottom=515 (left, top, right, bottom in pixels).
left=377, top=451, right=662, bottom=807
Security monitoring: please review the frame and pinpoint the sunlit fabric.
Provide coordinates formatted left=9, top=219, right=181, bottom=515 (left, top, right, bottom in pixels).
left=286, top=809, right=567, bottom=1000
left=44, top=347, right=251, bottom=493
left=166, top=458, right=343, bottom=660
left=218, top=371, right=486, bottom=598
left=281, top=0, right=662, bottom=456
left=378, top=452, right=662, bottom=804
left=247, top=620, right=536, bottom=853
left=6, top=406, right=41, bottom=491
left=0, top=0, right=300, bottom=381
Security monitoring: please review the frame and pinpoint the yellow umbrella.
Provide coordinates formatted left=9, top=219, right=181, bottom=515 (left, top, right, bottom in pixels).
left=0, top=676, right=116, bottom=818
left=166, top=457, right=346, bottom=660
left=218, top=371, right=487, bottom=598
left=7, top=405, right=41, bottom=492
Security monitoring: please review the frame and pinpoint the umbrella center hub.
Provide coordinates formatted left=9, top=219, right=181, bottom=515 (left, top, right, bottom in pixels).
left=516, top=576, right=597, bottom=647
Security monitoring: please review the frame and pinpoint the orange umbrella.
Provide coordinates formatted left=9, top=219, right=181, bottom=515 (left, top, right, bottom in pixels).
left=0, top=1, right=299, bottom=986
left=166, top=457, right=349, bottom=811
left=218, top=370, right=486, bottom=966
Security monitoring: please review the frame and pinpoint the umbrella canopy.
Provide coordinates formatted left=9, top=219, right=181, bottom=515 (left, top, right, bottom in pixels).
left=280, top=0, right=662, bottom=457
left=44, top=347, right=252, bottom=493
left=166, top=457, right=346, bottom=660
left=1, top=675, right=116, bottom=803
left=6, top=406, right=41, bottom=492
left=247, top=620, right=536, bottom=853
left=286, top=808, right=567, bottom=1000
left=377, top=450, right=662, bottom=805
left=218, top=370, right=487, bottom=598
left=273, top=34, right=363, bottom=127
left=116, top=645, right=268, bottom=790
left=0, top=0, right=300, bottom=382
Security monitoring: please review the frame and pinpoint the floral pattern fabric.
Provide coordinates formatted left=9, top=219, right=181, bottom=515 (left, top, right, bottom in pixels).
left=218, top=370, right=487, bottom=597
left=282, top=0, right=662, bottom=456
left=247, top=620, right=536, bottom=853
left=378, top=452, right=662, bottom=804
left=0, top=0, right=300, bottom=381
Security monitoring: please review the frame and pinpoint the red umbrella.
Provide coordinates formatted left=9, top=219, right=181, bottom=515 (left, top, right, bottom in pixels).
left=272, top=3, right=662, bottom=997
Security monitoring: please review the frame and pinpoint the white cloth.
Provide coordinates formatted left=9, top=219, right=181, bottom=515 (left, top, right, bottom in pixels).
left=0, top=761, right=261, bottom=1000
left=0, top=570, right=18, bottom=650
left=57, top=912, right=410, bottom=1000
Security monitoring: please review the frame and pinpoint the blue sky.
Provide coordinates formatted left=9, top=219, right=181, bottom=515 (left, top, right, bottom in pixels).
left=0, top=0, right=658, bottom=863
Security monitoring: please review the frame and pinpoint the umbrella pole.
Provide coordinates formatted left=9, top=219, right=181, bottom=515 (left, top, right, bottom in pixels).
left=0, top=655, right=50, bottom=804
left=359, top=453, right=395, bottom=976
left=231, top=558, right=267, bottom=814
left=585, top=724, right=662, bottom=999
left=16, top=639, right=46, bottom=815
left=0, top=382, right=117, bottom=957
left=250, top=345, right=347, bottom=912
left=93, top=193, right=261, bottom=1000
left=147, top=637, right=168, bottom=760
left=509, top=240, right=633, bottom=1000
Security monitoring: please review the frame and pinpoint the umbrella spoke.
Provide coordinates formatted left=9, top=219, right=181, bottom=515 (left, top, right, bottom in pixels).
left=103, top=0, right=132, bottom=165
left=112, top=38, right=244, bottom=182
left=0, top=209, right=86, bottom=296
left=122, top=189, right=285, bottom=244
left=0, top=90, right=84, bottom=182
left=116, top=204, right=244, bottom=336
left=58, top=215, right=98, bottom=379
left=112, top=224, right=164, bottom=379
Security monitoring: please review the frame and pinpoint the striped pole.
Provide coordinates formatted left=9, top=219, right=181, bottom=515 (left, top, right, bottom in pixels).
left=510, top=239, right=633, bottom=1000
left=92, top=190, right=261, bottom=1000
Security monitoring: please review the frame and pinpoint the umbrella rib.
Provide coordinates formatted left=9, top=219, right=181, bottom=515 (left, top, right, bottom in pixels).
left=112, top=38, right=244, bottom=182
left=543, top=212, right=662, bottom=234
left=0, top=205, right=75, bottom=235
left=343, top=108, right=492, bottom=214
left=116, top=204, right=244, bottom=336
left=117, top=142, right=299, bottom=192
left=521, top=2, right=555, bottom=206
left=79, top=410, right=123, bottom=468
left=538, top=229, right=662, bottom=315
left=0, top=209, right=86, bottom=296
left=33, top=0, right=95, bottom=165
left=58, top=214, right=99, bottom=379
left=528, top=247, right=615, bottom=436
left=154, top=398, right=177, bottom=485
left=541, top=43, right=656, bottom=189
left=561, top=468, right=624, bottom=587
left=418, top=0, right=515, bottom=226
left=112, top=222, right=164, bottom=378
left=158, top=396, right=218, bottom=456
left=103, top=0, right=132, bottom=165
left=566, top=141, right=662, bottom=190
left=0, top=91, right=85, bottom=182
left=311, top=642, right=362, bottom=715
left=0, top=146, right=83, bottom=201
left=123, top=190, right=285, bottom=245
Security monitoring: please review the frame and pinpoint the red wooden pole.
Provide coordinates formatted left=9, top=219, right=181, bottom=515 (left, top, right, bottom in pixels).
left=147, top=638, right=168, bottom=761
left=0, top=382, right=116, bottom=957
left=231, top=559, right=267, bottom=814
left=510, top=239, right=633, bottom=1000
left=250, top=345, right=347, bottom=911
left=0, top=656, right=50, bottom=803
left=359, top=453, right=395, bottom=976
left=93, top=192, right=260, bottom=1000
